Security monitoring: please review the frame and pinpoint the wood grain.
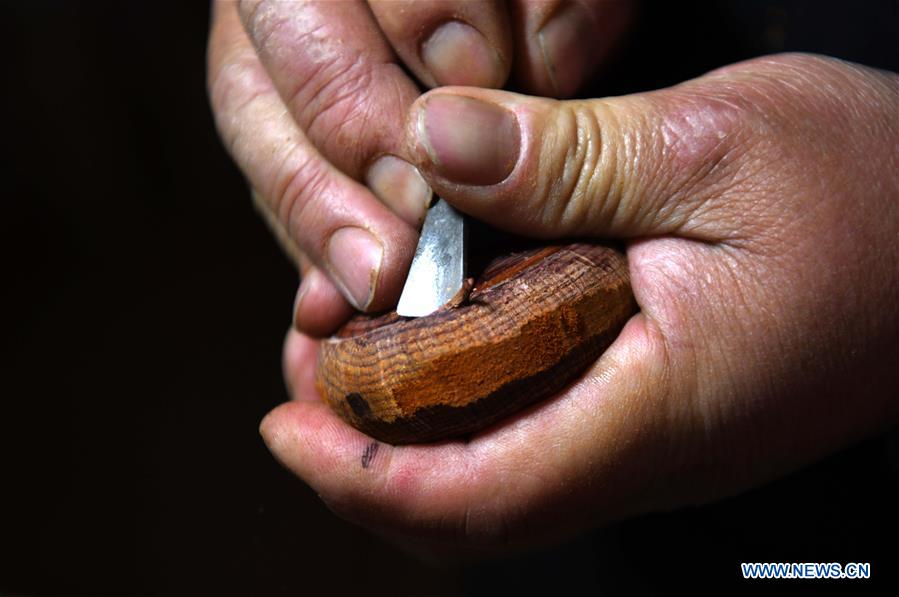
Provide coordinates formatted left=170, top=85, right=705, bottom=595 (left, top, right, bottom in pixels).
left=316, top=243, right=636, bottom=444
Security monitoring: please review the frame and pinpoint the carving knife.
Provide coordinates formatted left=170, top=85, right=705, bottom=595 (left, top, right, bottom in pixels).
left=396, top=198, right=466, bottom=317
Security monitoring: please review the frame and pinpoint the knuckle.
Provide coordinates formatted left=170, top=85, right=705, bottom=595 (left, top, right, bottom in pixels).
left=536, top=101, right=623, bottom=234
left=572, top=101, right=623, bottom=231
left=283, top=47, right=384, bottom=175
left=297, top=58, right=377, bottom=151
left=240, top=0, right=357, bottom=126
left=208, top=50, right=272, bottom=138
left=271, top=152, right=333, bottom=253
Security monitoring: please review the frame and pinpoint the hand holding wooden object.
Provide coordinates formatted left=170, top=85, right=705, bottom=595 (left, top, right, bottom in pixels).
left=316, top=243, right=636, bottom=443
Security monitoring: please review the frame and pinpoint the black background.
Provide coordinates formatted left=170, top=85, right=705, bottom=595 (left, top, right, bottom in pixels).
left=2, top=1, right=897, bottom=594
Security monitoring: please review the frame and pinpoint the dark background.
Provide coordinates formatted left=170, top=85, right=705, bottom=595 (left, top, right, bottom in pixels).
left=2, top=1, right=897, bottom=594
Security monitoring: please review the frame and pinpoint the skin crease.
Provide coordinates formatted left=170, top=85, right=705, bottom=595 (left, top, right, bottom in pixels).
left=207, top=3, right=899, bottom=559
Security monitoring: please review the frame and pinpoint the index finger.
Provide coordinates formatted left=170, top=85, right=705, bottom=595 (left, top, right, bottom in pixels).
left=238, top=0, right=432, bottom=224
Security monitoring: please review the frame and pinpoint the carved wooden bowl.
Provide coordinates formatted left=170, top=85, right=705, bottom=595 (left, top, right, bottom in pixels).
left=316, top=243, right=637, bottom=444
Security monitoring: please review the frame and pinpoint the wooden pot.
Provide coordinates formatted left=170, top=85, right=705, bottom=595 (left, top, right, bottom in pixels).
left=316, top=243, right=636, bottom=444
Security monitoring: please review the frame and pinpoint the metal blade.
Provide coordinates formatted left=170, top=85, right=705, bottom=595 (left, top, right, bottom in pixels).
left=396, top=198, right=466, bottom=317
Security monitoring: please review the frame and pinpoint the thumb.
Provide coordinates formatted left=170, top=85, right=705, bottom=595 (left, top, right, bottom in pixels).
left=404, top=82, right=748, bottom=240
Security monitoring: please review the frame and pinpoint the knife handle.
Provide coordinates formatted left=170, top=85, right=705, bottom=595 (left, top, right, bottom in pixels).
left=316, top=243, right=637, bottom=444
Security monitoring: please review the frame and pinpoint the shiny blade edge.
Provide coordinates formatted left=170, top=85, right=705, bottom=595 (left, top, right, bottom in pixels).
left=396, top=199, right=466, bottom=317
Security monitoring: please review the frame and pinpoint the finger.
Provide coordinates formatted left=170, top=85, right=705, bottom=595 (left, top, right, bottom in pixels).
left=251, top=188, right=353, bottom=336
left=262, top=313, right=684, bottom=552
left=209, top=3, right=418, bottom=312
left=238, top=0, right=432, bottom=226
left=366, top=0, right=512, bottom=88
left=292, top=268, right=355, bottom=337
left=250, top=187, right=307, bottom=268
left=403, top=83, right=753, bottom=242
left=282, top=328, right=321, bottom=402
left=508, top=0, right=634, bottom=97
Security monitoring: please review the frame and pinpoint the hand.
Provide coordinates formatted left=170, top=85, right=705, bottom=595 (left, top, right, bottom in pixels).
left=207, top=0, right=632, bottom=336
left=261, top=54, right=899, bottom=557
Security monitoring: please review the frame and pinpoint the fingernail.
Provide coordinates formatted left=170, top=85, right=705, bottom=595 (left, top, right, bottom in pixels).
left=538, top=4, right=591, bottom=97
left=422, top=21, right=504, bottom=88
left=418, top=94, right=520, bottom=186
left=326, top=227, right=383, bottom=310
left=365, top=156, right=432, bottom=227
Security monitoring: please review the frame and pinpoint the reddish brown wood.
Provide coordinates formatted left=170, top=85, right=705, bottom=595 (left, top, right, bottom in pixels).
left=316, top=243, right=636, bottom=444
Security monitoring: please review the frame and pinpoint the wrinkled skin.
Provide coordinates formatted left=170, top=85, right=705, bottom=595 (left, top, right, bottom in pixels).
left=208, top=0, right=899, bottom=559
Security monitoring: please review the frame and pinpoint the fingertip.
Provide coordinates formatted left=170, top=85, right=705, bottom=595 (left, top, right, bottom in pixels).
left=292, top=268, right=355, bottom=338
left=282, top=328, right=322, bottom=401
left=404, top=87, right=556, bottom=235
left=259, top=400, right=300, bottom=461
left=363, top=222, right=418, bottom=314
left=421, top=20, right=508, bottom=88
left=259, top=400, right=392, bottom=497
left=365, top=155, right=432, bottom=228
left=410, top=90, right=521, bottom=187
left=259, top=403, right=280, bottom=446
left=325, top=227, right=384, bottom=311
left=368, top=0, right=513, bottom=90
left=259, top=401, right=351, bottom=477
